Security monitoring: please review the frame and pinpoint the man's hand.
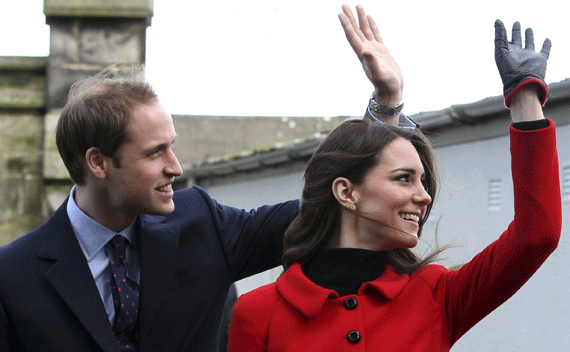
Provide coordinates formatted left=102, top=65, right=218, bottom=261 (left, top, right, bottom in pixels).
left=339, top=4, right=403, bottom=107
left=494, top=20, right=551, bottom=107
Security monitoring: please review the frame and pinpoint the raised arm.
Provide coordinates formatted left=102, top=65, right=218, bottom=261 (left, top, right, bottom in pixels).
left=440, top=20, right=561, bottom=344
left=494, top=19, right=551, bottom=122
left=338, top=4, right=406, bottom=126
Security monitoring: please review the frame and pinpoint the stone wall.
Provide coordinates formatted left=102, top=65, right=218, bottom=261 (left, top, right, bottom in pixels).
left=172, top=114, right=348, bottom=166
left=0, top=57, right=47, bottom=245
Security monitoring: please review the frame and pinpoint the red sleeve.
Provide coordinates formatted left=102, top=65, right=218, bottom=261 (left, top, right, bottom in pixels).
left=228, top=285, right=278, bottom=352
left=438, top=119, right=562, bottom=344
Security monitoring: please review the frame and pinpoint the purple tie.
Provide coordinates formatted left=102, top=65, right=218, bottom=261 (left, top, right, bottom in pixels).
left=110, top=235, right=139, bottom=351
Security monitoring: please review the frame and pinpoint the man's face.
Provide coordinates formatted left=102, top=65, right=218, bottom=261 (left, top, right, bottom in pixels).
left=105, top=100, right=182, bottom=222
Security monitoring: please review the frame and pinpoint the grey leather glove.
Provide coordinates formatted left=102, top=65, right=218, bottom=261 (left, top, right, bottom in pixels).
left=494, top=20, right=551, bottom=107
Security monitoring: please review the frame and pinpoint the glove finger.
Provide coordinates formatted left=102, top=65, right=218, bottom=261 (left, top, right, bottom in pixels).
left=540, top=38, right=552, bottom=59
left=511, top=21, right=522, bottom=47
left=524, top=27, right=535, bottom=51
left=494, top=19, right=508, bottom=51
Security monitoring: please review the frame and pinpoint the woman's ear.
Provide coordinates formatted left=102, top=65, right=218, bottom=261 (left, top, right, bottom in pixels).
left=332, top=177, right=356, bottom=210
left=85, top=147, right=110, bottom=179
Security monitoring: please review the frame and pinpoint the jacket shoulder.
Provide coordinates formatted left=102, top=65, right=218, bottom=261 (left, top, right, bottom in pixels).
left=172, top=185, right=214, bottom=204
left=234, top=283, right=281, bottom=318
left=411, top=264, right=449, bottom=290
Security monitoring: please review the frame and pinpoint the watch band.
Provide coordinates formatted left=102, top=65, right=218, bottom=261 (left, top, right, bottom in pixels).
left=368, top=94, right=404, bottom=116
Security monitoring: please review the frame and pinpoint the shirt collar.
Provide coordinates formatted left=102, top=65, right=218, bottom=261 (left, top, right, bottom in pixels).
left=67, top=185, right=136, bottom=261
left=398, top=113, right=419, bottom=129
left=277, top=263, right=409, bottom=319
left=365, top=107, right=419, bottom=129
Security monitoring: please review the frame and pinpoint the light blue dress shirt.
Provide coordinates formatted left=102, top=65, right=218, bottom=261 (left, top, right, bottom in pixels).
left=364, top=107, right=418, bottom=129
left=66, top=186, right=141, bottom=325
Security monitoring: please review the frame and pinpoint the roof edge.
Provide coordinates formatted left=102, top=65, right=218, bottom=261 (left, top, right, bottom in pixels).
left=184, top=78, right=570, bottom=179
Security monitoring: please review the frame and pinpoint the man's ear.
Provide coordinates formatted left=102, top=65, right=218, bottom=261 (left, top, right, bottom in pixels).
left=332, top=177, right=357, bottom=209
left=85, top=147, right=110, bottom=179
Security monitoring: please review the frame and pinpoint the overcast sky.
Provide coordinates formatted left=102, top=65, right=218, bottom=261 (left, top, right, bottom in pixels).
left=2, top=0, right=569, bottom=117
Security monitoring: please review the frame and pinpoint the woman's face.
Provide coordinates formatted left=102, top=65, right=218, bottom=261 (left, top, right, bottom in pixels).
left=349, top=137, right=432, bottom=251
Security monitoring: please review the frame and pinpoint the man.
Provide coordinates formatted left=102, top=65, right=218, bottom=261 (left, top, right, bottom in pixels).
left=0, top=70, right=304, bottom=351
left=0, top=5, right=411, bottom=352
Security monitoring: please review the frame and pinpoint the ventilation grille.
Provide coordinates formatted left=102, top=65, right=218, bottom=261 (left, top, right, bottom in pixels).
left=488, top=178, right=502, bottom=211
left=563, top=165, right=570, bottom=203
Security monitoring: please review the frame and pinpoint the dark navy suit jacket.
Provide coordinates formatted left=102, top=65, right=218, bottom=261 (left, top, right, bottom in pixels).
left=0, top=186, right=299, bottom=351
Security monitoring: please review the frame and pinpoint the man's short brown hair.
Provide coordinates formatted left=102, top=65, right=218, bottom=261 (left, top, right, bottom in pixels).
left=56, top=69, right=158, bottom=185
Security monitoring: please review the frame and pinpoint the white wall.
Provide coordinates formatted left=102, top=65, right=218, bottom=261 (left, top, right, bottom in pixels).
left=424, top=124, right=570, bottom=351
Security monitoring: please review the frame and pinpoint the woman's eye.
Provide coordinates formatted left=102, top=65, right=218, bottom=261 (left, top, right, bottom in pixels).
left=397, top=175, right=410, bottom=182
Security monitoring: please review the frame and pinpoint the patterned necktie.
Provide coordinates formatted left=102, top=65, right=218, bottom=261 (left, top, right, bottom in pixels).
left=110, top=235, right=139, bottom=351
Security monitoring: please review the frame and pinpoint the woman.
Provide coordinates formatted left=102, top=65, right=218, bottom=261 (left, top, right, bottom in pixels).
left=228, top=6, right=561, bottom=352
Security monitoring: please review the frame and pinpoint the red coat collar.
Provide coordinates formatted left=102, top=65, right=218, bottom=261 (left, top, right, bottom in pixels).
left=276, top=263, right=409, bottom=319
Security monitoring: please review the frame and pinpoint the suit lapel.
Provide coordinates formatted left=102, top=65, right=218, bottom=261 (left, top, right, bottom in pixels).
left=38, top=203, right=117, bottom=352
left=137, top=215, right=179, bottom=337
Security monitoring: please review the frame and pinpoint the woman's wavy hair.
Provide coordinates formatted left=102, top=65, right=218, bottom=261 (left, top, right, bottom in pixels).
left=282, top=119, right=444, bottom=274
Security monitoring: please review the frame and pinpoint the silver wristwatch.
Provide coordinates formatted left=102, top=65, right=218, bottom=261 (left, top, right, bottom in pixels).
left=368, top=94, right=404, bottom=116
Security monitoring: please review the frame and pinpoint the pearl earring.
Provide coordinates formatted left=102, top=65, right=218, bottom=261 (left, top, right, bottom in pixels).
left=349, top=204, right=355, bottom=210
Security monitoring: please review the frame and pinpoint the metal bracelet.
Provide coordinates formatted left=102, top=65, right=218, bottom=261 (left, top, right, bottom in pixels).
left=368, top=95, right=404, bottom=116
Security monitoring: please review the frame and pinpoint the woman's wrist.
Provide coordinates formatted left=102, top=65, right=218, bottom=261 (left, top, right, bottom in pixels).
left=509, top=84, right=545, bottom=123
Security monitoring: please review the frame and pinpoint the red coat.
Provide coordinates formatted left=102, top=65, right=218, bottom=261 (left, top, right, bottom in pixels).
left=228, top=121, right=561, bottom=352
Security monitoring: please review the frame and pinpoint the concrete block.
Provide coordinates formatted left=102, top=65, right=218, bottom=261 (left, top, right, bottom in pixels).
left=0, top=113, right=44, bottom=153
left=0, top=214, right=46, bottom=246
left=43, top=150, right=70, bottom=180
left=0, top=73, right=46, bottom=109
left=0, top=56, right=47, bottom=71
left=46, top=64, right=144, bottom=109
left=43, top=109, right=69, bottom=180
left=48, top=18, right=146, bottom=65
left=0, top=177, right=22, bottom=221
left=46, top=65, right=105, bottom=109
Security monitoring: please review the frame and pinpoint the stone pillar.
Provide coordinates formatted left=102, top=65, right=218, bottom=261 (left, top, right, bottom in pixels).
left=44, top=0, right=154, bottom=109
left=0, top=57, right=47, bottom=244
left=42, top=0, right=154, bottom=216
